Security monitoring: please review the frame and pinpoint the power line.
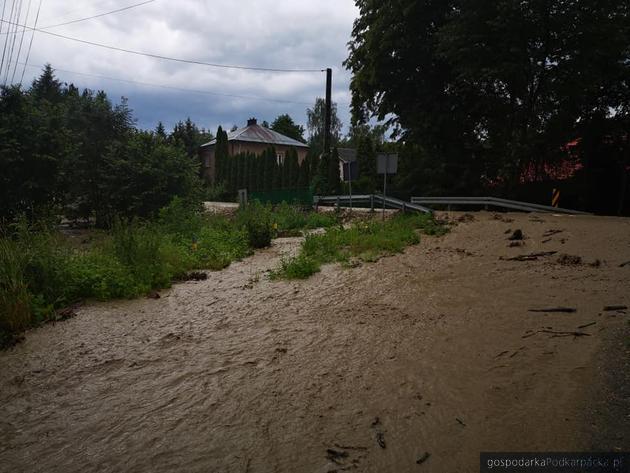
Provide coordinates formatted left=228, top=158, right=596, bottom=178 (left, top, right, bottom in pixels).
left=10, top=0, right=31, bottom=83
left=14, top=61, right=315, bottom=105
left=5, top=0, right=23, bottom=83
left=0, top=0, right=155, bottom=35
left=0, top=0, right=10, bottom=77
left=1, top=0, right=17, bottom=84
left=0, top=17, right=325, bottom=73
left=42, top=0, right=154, bottom=29
left=0, top=0, right=15, bottom=80
left=19, top=0, right=41, bottom=86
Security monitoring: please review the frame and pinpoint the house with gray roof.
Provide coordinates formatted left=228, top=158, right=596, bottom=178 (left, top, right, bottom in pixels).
left=199, top=118, right=309, bottom=184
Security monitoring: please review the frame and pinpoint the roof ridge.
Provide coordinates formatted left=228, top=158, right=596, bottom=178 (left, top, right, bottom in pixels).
left=200, top=122, right=309, bottom=148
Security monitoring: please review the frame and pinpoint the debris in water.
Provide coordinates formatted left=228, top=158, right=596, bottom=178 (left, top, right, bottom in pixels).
left=502, top=251, right=557, bottom=261
left=416, top=452, right=431, bottom=465
left=577, top=322, right=596, bottom=329
left=333, top=443, right=367, bottom=451
left=376, top=432, right=386, bottom=449
left=326, top=448, right=348, bottom=464
left=528, top=307, right=576, bottom=313
left=54, top=304, right=80, bottom=321
left=456, top=417, right=466, bottom=427
left=186, top=271, right=208, bottom=281
left=557, top=254, right=582, bottom=265
left=457, top=213, right=475, bottom=223
left=508, top=229, right=524, bottom=241
left=539, top=329, right=590, bottom=338
left=603, top=305, right=627, bottom=312
left=493, top=214, right=513, bottom=223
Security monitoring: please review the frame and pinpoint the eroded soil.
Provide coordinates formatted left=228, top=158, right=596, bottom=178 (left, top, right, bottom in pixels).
left=1, top=212, right=629, bottom=472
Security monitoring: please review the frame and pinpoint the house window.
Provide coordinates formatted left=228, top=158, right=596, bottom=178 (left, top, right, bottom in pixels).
left=276, top=151, right=285, bottom=165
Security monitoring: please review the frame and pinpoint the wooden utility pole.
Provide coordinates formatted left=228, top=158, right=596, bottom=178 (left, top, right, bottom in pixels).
left=323, top=68, right=332, bottom=156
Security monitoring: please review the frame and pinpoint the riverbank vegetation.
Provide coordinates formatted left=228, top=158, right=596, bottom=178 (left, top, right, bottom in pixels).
left=271, top=213, right=447, bottom=280
left=0, top=201, right=341, bottom=348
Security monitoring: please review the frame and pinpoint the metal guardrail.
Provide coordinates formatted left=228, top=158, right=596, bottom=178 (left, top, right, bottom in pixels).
left=410, top=196, right=589, bottom=215
left=314, top=194, right=433, bottom=214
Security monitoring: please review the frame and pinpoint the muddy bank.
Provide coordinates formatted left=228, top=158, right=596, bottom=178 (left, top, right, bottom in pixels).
left=1, top=212, right=628, bottom=472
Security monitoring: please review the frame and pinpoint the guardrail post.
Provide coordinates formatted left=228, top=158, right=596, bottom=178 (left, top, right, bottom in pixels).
left=370, top=195, right=374, bottom=211
left=336, top=196, right=340, bottom=211
left=402, top=202, right=406, bottom=213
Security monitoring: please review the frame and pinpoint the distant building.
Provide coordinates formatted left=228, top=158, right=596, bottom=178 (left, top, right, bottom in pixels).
left=337, top=148, right=357, bottom=181
left=199, top=118, right=309, bottom=184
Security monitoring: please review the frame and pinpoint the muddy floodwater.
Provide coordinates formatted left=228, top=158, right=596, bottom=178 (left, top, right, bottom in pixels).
left=1, top=212, right=629, bottom=472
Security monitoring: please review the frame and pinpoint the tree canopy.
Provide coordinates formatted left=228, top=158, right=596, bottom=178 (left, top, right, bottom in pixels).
left=0, top=65, right=203, bottom=226
left=271, top=114, right=306, bottom=143
left=345, top=0, right=630, bottom=192
left=306, top=97, right=343, bottom=154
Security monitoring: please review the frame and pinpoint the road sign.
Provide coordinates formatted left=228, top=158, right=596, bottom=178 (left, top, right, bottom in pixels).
left=377, top=154, right=398, bottom=175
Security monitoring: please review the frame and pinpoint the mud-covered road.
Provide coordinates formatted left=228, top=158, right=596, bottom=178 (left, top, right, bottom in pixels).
left=1, top=212, right=629, bottom=472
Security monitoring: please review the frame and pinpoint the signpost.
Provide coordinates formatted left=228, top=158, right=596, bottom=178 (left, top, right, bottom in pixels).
left=377, top=153, right=398, bottom=220
left=341, top=160, right=358, bottom=210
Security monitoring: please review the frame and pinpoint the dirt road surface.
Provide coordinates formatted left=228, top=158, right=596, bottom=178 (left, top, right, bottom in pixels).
left=1, top=212, right=629, bottom=472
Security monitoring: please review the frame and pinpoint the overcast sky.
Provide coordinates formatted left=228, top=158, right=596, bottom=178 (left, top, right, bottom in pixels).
left=3, top=0, right=358, bottom=134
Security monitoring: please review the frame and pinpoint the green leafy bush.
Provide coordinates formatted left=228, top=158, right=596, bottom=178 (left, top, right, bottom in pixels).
left=237, top=202, right=273, bottom=249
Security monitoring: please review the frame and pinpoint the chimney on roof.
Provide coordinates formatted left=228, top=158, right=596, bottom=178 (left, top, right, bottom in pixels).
left=247, top=118, right=257, bottom=126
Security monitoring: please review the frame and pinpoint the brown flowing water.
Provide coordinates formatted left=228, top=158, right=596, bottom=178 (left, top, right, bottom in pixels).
left=1, top=213, right=628, bottom=472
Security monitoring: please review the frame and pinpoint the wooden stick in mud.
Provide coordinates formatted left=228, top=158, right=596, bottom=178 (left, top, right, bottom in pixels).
left=539, top=329, right=590, bottom=337
left=577, top=322, right=596, bottom=329
left=603, top=305, right=627, bottom=311
left=502, top=251, right=557, bottom=261
left=528, top=307, right=577, bottom=313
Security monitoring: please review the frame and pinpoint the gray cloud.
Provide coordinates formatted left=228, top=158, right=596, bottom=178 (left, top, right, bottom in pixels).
left=13, top=0, right=358, bottom=132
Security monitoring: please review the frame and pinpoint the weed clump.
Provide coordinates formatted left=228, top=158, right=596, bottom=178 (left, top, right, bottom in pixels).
left=272, top=212, right=447, bottom=280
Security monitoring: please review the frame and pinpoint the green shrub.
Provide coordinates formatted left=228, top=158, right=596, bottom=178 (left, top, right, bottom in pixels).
left=157, top=197, right=204, bottom=238
left=271, top=255, right=320, bottom=280
left=194, top=222, right=250, bottom=270
left=237, top=202, right=273, bottom=249
left=272, top=212, right=446, bottom=280
left=66, top=251, right=138, bottom=300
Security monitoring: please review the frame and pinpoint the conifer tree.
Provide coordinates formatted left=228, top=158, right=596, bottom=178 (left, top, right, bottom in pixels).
left=328, top=147, right=341, bottom=194
left=255, top=152, right=265, bottom=191
left=285, top=148, right=299, bottom=188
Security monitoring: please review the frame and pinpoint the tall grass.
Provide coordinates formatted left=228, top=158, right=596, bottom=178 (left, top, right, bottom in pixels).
left=271, top=212, right=447, bottom=280
left=0, top=199, right=337, bottom=347
left=272, top=202, right=338, bottom=235
left=0, top=239, right=31, bottom=346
